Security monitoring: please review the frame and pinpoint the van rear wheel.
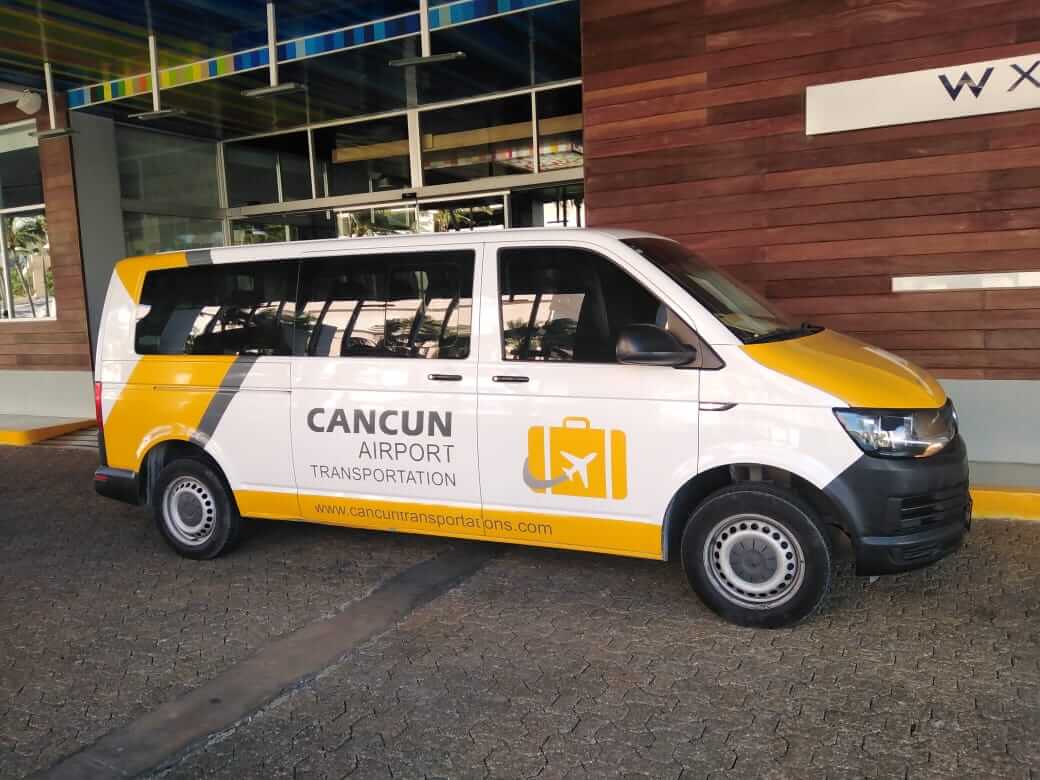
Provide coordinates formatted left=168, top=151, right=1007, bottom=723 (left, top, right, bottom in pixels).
left=152, top=458, right=241, bottom=560
left=681, top=484, right=831, bottom=628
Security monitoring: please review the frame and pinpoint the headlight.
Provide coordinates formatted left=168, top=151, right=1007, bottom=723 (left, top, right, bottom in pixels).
left=834, top=400, right=957, bottom=458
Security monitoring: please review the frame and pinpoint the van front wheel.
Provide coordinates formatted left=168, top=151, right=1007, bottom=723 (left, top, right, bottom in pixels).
left=681, top=485, right=832, bottom=628
left=152, top=458, right=241, bottom=560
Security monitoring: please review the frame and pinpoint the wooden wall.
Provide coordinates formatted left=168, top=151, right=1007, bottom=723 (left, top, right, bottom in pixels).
left=582, top=0, right=1040, bottom=379
left=0, top=100, right=92, bottom=371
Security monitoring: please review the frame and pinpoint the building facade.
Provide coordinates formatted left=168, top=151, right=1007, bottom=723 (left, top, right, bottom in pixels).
left=0, top=0, right=1037, bottom=463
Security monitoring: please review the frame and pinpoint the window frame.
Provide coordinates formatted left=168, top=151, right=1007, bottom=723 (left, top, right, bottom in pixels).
left=0, top=120, right=50, bottom=324
left=493, top=243, right=707, bottom=368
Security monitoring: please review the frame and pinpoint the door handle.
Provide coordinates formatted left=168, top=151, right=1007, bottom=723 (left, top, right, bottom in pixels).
left=428, top=373, right=463, bottom=381
left=492, top=375, right=529, bottom=383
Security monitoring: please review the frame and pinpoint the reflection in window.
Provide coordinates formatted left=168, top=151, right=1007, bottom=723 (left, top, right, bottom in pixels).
left=225, top=132, right=311, bottom=207
left=123, top=212, right=224, bottom=256
left=421, top=95, right=532, bottom=185
left=337, top=206, right=418, bottom=237
left=116, top=126, right=219, bottom=210
left=537, top=85, right=583, bottom=171
left=231, top=211, right=337, bottom=244
left=296, top=251, right=473, bottom=359
left=418, top=195, right=505, bottom=232
left=0, top=211, right=54, bottom=321
left=313, top=116, right=411, bottom=198
left=509, top=184, right=584, bottom=228
left=499, top=247, right=692, bottom=364
left=136, top=261, right=297, bottom=355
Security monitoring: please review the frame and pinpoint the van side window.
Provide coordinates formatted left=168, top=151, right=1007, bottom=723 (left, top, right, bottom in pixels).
left=499, top=247, right=696, bottom=363
left=294, top=251, right=473, bottom=359
left=136, top=261, right=297, bottom=356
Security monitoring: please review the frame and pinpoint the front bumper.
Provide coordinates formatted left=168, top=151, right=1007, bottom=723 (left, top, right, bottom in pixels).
left=824, top=436, right=971, bottom=575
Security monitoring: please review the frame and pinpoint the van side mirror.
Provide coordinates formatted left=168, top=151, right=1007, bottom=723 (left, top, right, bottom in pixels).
left=616, top=324, right=697, bottom=367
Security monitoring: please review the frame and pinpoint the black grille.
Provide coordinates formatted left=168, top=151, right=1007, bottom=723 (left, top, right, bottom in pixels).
left=891, top=483, right=970, bottom=534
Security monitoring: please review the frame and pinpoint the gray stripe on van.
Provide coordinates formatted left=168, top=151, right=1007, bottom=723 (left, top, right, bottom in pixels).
left=190, top=356, right=258, bottom=447
left=186, top=248, right=212, bottom=265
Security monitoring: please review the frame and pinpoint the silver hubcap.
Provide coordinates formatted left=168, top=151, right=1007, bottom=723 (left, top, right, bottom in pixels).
left=162, top=477, right=216, bottom=547
left=704, top=513, right=805, bottom=609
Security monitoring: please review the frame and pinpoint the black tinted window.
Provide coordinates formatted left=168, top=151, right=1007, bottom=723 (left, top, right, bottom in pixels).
left=499, top=247, right=695, bottom=363
left=295, top=251, right=473, bottom=359
left=136, top=261, right=297, bottom=355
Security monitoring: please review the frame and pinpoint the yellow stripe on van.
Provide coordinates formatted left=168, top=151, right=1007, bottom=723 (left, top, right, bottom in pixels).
left=235, top=491, right=664, bottom=559
left=115, top=252, right=189, bottom=303
left=744, top=329, right=947, bottom=409
left=235, top=490, right=302, bottom=520
left=104, top=355, right=236, bottom=471
left=482, top=506, right=660, bottom=558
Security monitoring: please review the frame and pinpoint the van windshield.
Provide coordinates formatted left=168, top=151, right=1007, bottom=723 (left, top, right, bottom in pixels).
left=622, top=238, right=821, bottom=344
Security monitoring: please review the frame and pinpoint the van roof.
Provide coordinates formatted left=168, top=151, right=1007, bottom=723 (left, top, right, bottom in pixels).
left=141, top=227, right=665, bottom=262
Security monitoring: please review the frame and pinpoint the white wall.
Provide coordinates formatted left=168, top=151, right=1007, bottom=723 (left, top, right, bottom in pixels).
left=70, top=112, right=126, bottom=356
left=0, top=370, right=94, bottom=417
left=941, top=379, right=1040, bottom=465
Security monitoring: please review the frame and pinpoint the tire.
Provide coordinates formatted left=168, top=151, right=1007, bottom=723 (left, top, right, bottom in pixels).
left=680, top=484, right=832, bottom=628
left=152, top=458, right=241, bottom=560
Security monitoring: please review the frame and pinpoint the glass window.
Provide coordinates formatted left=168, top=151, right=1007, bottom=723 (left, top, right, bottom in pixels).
left=123, top=212, right=224, bottom=255
left=418, top=195, right=505, bottom=232
left=537, top=85, right=582, bottom=171
left=135, top=261, right=297, bottom=355
left=421, top=3, right=581, bottom=103
left=499, top=247, right=694, bottom=364
left=116, top=126, right=219, bottom=209
left=295, top=251, right=473, bottom=359
left=0, top=121, right=43, bottom=210
left=337, top=205, right=418, bottom=237
left=621, top=238, right=806, bottom=344
left=509, top=184, right=584, bottom=228
left=225, top=132, right=311, bottom=207
left=0, top=211, right=54, bottom=321
left=313, top=116, right=411, bottom=198
left=277, top=37, right=416, bottom=123
left=421, top=95, right=532, bottom=185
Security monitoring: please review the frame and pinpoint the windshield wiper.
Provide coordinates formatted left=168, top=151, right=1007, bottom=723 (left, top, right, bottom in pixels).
left=744, top=322, right=824, bottom=345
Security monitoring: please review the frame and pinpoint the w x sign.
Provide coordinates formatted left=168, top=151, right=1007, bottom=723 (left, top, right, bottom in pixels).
left=807, top=53, right=1040, bottom=134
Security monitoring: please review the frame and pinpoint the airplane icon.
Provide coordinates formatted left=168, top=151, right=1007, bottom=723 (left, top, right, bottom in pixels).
left=559, top=451, right=597, bottom=488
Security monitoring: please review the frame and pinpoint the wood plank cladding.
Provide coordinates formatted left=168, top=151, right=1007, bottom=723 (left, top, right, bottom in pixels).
left=0, top=101, right=91, bottom=371
left=582, top=0, right=1040, bottom=379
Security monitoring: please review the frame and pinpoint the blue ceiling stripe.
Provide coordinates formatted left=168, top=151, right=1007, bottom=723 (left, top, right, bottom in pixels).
left=66, top=0, right=571, bottom=109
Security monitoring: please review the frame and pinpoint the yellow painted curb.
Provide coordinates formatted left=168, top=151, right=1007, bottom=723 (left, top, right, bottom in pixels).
left=971, top=487, right=1040, bottom=521
left=0, top=419, right=96, bottom=447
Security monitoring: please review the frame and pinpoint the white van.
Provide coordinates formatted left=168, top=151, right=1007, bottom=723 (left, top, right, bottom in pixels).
left=93, top=229, right=969, bottom=627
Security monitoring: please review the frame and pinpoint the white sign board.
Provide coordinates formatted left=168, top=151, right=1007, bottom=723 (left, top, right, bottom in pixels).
left=806, top=53, right=1040, bottom=135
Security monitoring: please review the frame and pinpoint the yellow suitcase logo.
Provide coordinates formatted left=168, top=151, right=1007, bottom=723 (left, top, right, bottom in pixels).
left=523, top=417, right=627, bottom=500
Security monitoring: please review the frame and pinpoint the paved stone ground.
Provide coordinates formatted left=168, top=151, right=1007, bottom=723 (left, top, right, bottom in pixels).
left=155, top=520, right=1040, bottom=780
left=0, top=447, right=450, bottom=778
left=2, top=446, right=1039, bottom=779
